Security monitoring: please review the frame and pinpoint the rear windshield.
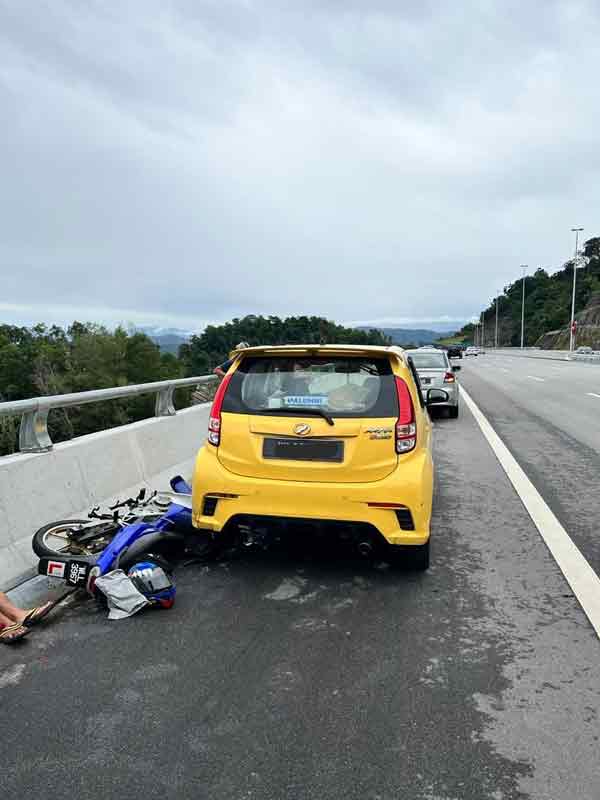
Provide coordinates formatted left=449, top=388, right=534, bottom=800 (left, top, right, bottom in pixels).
left=409, top=352, right=447, bottom=369
left=222, top=356, right=399, bottom=418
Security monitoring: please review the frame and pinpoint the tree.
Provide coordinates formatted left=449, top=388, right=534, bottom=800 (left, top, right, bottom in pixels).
left=449, top=235, right=600, bottom=347
left=179, top=315, right=391, bottom=377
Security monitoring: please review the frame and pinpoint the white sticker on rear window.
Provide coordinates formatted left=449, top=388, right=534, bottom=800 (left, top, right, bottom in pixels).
left=283, top=395, right=328, bottom=407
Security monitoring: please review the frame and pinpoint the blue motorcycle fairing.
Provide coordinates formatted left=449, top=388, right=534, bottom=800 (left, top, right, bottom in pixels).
left=96, top=520, right=152, bottom=574
left=170, top=475, right=192, bottom=494
left=96, top=502, right=194, bottom=575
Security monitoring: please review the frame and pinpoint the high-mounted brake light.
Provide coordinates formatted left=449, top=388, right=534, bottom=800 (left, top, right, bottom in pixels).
left=443, top=372, right=455, bottom=383
left=394, top=376, right=416, bottom=453
left=208, top=374, right=232, bottom=446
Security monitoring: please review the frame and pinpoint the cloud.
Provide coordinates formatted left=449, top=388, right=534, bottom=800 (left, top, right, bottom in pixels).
left=1, top=0, right=599, bottom=332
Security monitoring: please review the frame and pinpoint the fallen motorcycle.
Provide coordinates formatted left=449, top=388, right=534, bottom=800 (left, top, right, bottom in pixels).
left=32, top=476, right=215, bottom=594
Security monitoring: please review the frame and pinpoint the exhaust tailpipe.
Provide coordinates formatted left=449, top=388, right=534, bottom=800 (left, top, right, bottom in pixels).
left=357, top=541, right=373, bottom=558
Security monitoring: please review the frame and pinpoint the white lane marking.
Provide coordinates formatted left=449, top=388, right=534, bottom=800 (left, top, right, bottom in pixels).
left=461, top=386, right=600, bottom=640
left=526, top=375, right=545, bottom=381
left=586, top=392, right=600, bottom=399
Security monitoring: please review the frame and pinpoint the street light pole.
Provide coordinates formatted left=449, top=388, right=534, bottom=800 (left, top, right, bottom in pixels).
left=495, top=291, right=499, bottom=348
left=569, top=227, right=584, bottom=351
left=520, top=265, right=527, bottom=349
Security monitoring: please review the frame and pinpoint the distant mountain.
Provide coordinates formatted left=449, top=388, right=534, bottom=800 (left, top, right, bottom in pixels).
left=356, top=327, right=449, bottom=345
left=151, top=333, right=190, bottom=354
left=135, top=326, right=192, bottom=354
left=136, top=322, right=463, bottom=353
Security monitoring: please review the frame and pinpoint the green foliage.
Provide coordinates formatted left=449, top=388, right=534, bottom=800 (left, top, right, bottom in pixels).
left=0, top=323, right=183, bottom=455
left=451, top=236, right=600, bottom=346
left=179, top=315, right=390, bottom=375
left=0, top=315, right=388, bottom=456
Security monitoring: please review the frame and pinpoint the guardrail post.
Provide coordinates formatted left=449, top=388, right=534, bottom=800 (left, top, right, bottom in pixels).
left=155, top=384, right=176, bottom=417
left=19, top=406, right=53, bottom=452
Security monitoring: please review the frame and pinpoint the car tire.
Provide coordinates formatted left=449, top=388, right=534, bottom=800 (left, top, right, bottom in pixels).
left=387, top=539, right=430, bottom=571
left=192, top=530, right=221, bottom=559
left=449, top=405, right=459, bottom=419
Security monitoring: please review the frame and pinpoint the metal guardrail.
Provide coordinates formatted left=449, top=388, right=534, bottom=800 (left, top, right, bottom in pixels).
left=0, top=375, right=217, bottom=454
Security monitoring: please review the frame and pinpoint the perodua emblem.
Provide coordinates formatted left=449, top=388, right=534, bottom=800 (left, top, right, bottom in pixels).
left=293, top=423, right=311, bottom=436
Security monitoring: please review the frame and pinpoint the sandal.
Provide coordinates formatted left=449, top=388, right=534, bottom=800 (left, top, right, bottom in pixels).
left=23, top=600, right=56, bottom=627
left=0, top=622, right=30, bottom=644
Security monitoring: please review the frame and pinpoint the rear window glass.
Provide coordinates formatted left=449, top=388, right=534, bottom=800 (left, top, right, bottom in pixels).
left=409, top=352, right=447, bottom=369
left=222, top=356, right=399, bottom=418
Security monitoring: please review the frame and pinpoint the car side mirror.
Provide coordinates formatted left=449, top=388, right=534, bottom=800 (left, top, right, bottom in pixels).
left=426, top=388, right=449, bottom=406
left=452, top=364, right=461, bottom=372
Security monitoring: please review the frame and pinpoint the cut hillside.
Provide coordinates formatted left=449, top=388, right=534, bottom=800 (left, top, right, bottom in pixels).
left=536, top=291, right=600, bottom=349
left=449, top=236, right=600, bottom=348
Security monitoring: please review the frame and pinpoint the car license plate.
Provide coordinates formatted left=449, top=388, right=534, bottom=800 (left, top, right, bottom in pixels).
left=421, top=378, right=431, bottom=385
left=263, top=437, right=344, bottom=462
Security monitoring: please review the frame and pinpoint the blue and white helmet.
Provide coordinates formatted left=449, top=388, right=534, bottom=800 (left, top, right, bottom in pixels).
left=128, top=557, right=175, bottom=609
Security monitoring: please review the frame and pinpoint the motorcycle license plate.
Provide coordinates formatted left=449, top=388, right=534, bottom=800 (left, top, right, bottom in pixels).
left=39, top=558, right=90, bottom=586
left=64, top=560, right=91, bottom=586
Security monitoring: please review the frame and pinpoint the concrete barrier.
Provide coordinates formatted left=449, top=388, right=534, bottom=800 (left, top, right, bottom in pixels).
left=490, top=348, right=600, bottom=363
left=491, top=348, right=571, bottom=361
left=568, top=352, right=600, bottom=363
left=0, top=404, right=210, bottom=591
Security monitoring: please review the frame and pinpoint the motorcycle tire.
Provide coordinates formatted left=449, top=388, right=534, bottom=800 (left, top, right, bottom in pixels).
left=32, top=519, right=118, bottom=559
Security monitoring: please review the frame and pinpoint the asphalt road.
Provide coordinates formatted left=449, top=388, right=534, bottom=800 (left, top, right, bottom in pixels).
left=2, top=387, right=600, bottom=800
left=458, top=352, right=600, bottom=577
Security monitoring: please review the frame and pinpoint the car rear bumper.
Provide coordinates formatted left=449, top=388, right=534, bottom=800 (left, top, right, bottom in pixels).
left=191, top=445, right=433, bottom=546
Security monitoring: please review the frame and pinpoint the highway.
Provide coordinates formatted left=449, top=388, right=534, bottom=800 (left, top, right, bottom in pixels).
left=458, top=352, right=600, bottom=576
left=3, top=359, right=600, bottom=800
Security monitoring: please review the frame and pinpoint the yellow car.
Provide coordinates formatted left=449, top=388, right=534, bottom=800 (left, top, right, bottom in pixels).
left=191, top=344, right=449, bottom=569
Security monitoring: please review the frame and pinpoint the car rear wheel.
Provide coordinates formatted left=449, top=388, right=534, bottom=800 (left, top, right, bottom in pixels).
left=449, top=405, right=459, bottom=419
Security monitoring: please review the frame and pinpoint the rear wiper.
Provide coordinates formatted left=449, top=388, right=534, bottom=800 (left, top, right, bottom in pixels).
left=258, top=406, right=335, bottom=426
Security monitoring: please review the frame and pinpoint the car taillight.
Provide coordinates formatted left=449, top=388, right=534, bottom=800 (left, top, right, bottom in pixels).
left=444, top=372, right=455, bottom=383
left=208, top=374, right=232, bottom=446
left=394, top=376, right=416, bottom=453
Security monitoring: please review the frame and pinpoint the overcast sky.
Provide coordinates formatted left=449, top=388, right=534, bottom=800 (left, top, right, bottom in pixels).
left=1, top=1, right=599, bottom=333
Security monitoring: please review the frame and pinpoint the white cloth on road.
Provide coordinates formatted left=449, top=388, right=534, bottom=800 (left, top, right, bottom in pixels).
left=95, top=569, right=149, bottom=619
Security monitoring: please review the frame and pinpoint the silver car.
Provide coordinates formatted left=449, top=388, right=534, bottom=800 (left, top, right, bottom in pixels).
left=406, top=348, right=460, bottom=418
